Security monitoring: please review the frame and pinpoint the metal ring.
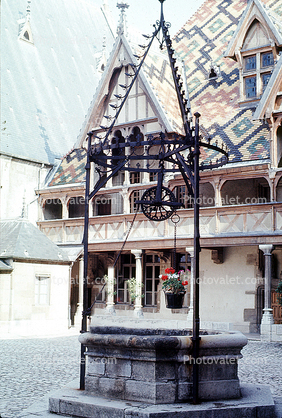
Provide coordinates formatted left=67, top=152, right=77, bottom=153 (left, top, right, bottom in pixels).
left=170, top=213, right=180, bottom=224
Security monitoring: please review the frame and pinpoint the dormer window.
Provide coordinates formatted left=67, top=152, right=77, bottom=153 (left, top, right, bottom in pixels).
left=245, top=55, right=256, bottom=71
left=224, top=2, right=279, bottom=106
left=262, top=73, right=271, bottom=92
left=242, top=50, right=274, bottom=102
left=262, top=52, right=274, bottom=67
left=24, top=31, right=30, bottom=41
left=208, top=62, right=221, bottom=80
left=245, top=76, right=256, bottom=98
left=209, top=68, right=217, bottom=79
left=18, top=1, right=33, bottom=44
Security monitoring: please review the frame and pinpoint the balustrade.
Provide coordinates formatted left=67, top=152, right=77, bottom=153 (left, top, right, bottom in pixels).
left=37, top=202, right=282, bottom=245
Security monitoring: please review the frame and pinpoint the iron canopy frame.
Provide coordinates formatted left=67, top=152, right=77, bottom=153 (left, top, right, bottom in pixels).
left=80, top=0, right=228, bottom=405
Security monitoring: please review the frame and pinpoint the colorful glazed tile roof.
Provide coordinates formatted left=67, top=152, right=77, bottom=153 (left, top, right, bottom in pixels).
left=49, top=148, right=86, bottom=186
left=49, top=0, right=281, bottom=186
left=142, top=0, right=279, bottom=163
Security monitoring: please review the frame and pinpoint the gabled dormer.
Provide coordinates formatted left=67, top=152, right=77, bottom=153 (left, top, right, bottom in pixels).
left=224, top=0, right=282, bottom=106
left=76, top=32, right=177, bottom=150
left=18, top=1, right=34, bottom=44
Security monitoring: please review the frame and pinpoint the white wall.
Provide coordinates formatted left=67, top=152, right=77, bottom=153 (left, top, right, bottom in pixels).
left=199, top=246, right=261, bottom=333
left=0, top=261, right=71, bottom=336
left=0, top=155, right=51, bottom=224
left=0, top=272, right=12, bottom=321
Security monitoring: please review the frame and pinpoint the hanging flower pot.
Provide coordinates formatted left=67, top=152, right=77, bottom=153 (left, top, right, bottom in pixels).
left=165, top=292, right=185, bottom=309
left=160, top=268, right=188, bottom=309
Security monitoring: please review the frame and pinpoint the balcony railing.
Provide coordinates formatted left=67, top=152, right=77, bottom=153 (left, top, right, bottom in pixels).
left=37, top=202, right=282, bottom=245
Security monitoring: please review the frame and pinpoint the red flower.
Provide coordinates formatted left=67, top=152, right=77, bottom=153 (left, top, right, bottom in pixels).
left=165, top=267, right=175, bottom=274
left=161, top=275, right=168, bottom=281
left=182, top=280, right=189, bottom=286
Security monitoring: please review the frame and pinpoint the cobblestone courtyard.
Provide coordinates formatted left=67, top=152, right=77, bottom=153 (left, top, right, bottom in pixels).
left=0, top=335, right=281, bottom=418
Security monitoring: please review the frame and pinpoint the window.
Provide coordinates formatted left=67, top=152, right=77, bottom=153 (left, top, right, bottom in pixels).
left=145, top=255, right=160, bottom=306
left=94, top=195, right=111, bottom=216
left=130, top=190, right=142, bottom=213
left=112, top=172, right=124, bottom=186
left=262, top=52, right=274, bottom=67
left=262, top=73, right=271, bottom=92
left=174, top=185, right=192, bottom=208
left=244, top=55, right=256, bottom=71
left=35, top=275, right=50, bottom=305
left=116, top=254, right=136, bottom=303
left=178, top=253, right=191, bottom=276
left=130, top=172, right=140, bottom=184
left=242, top=51, right=274, bottom=100
left=68, top=196, right=85, bottom=218
left=111, top=130, right=125, bottom=167
left=129, top=126, right=144, bottom=143
left=43, top=198, right=62, bottom=220
left=149, top=172, right=158, bottom=182
left=245, top=76, right=256, bottom=98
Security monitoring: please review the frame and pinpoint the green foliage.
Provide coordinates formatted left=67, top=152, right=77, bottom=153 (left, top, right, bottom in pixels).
left=160, top=267, right=188, bottom=294
left=126, top=277, right=144, bottom=303
left=276, top=281, right=282, bottom=306
left=104, top=275, right=117, bottom=296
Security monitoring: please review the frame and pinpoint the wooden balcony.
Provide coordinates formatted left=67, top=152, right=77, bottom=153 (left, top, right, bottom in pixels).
left=37, top=202, right=282, bottom=251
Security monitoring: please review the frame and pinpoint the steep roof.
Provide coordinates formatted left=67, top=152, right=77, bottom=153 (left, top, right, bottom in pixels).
left=49, top=148, right=86, bottom=187
left=76, top=34, right=177, bottom=145
left=1, top=0, right=114, bottom=165
left=47, top=0, right=282, bottom=187
left=144, top=0, right=277, bottom=163
left=0, top=219, right=69, bottom=262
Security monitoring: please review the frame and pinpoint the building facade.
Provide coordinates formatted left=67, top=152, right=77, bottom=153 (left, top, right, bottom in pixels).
left=37, top=0, right=282, bottom=337
left=0, top=0, right=114, bottom=335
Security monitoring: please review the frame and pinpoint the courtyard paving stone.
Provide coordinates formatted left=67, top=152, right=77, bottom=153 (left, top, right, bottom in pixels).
left=0, top=334, right=281, bottom=417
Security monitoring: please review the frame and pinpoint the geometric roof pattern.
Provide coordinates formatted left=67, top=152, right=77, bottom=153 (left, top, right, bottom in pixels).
left=0, top=219, right=69, bottom=262
left=49, top=148, right=86, bottom=186
left=1, top=0, right=114, bottom=165
left=47, top=0, right=282, bottom=187
left=142, top=0, right=276, bottom=163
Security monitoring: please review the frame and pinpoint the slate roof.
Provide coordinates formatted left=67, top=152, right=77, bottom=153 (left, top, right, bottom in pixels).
left=0, top=220, right=69, bottom=262
left=47, top=0, right=281, bottom=187
left=1, top=0, right=114, bottom=165
left=0, top=260, right=13, bottom=272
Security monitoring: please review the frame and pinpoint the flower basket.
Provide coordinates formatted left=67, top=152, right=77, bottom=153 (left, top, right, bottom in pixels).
left=165, top=292, right=185, bottom=309
left=160, top=267, right=188, bottom=309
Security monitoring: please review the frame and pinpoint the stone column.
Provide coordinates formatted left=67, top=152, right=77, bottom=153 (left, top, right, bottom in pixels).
left=186, top=246, right=194, bottom=325
left=131, top=249, right=143, bottom=317
left=74, top=256, right=84, bottom=326
left=121, top=188, right=130, bottom=214
left=62, top=197, right=68, bottom=219
left=259, top=244, right=274, bottom=341
left=214, top=178, right=222, bottom=207
left=106, top=254, right=116, bottom=314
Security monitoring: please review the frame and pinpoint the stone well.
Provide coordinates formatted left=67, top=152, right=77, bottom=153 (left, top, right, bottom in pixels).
left=79, top=325, right=248, bottom=404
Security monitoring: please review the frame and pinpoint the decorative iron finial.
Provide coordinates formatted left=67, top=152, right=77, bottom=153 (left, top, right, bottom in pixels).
left=21, top=193, right=27, bottom=219
left=116, top=2, right=129, bottom=36
left=26, top=0, right=31, bottom=20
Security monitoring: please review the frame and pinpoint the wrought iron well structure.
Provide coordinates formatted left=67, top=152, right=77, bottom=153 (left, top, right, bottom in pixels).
left=80, top=0, right=228, bottom=404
